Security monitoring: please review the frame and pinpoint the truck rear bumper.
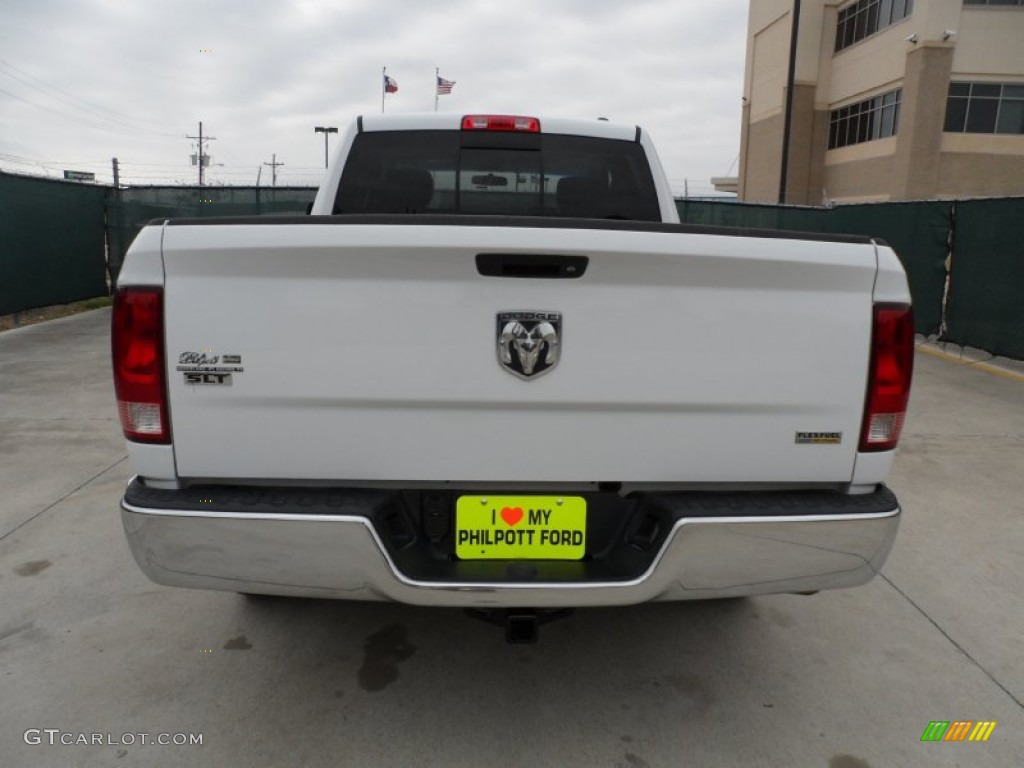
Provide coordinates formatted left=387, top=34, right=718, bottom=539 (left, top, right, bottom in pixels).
left=120, top=479, right=900, bottom=607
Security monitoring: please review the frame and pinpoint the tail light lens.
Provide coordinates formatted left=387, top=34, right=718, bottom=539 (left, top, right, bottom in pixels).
left=461, top=114, right=541, bottom=132
left=860, top=303, right=914, bottom=452
left=112, top=287, right=170, bottom=443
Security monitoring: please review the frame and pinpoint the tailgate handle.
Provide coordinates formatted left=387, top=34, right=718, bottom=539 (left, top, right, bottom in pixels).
left=476, top=253, right=588, bottom=279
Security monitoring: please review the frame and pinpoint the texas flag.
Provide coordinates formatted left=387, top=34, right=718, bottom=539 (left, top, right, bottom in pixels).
left=384, top=75, right=398, bottom=94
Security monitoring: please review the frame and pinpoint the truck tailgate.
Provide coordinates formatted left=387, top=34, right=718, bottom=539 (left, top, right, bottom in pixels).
left=161, top=220, right=876, bottom=483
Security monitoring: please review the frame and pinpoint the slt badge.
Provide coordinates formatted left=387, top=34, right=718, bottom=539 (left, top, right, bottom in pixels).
left=496, top=311, right=562, bottom=380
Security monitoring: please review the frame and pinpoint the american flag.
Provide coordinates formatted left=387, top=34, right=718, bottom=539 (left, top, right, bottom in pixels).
left=436, top=76, right=455, bottom=95
left=384, top=75, right=398, bottom=94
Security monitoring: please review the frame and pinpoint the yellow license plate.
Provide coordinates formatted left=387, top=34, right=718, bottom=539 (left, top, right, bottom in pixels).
left=455, top=495, right=586, bottom=560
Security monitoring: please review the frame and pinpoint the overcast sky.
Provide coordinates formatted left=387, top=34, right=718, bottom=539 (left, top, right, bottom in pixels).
left=0, top=0, right=749, bottom=195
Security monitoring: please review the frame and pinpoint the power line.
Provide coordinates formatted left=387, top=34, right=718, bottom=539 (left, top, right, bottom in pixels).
left=0, top=73, right=178, bottom=139
left=0, top=150, right=319, bottom=186
left=0, top=70, right=176, bottom=138
left=113, top=161, right=321, bottom=172
left=117, top=161, right=195, bottom=168
left=0, top=159, right=320, bottom=187
left=0, top=87, right=167, bottom=141
left=1, top=151, right=325, bottom=178
left=0, top=59, right=175, bottom=134
left=0, top=151, right=110, bottom=168
left=216, top=144, right=255, bottom=168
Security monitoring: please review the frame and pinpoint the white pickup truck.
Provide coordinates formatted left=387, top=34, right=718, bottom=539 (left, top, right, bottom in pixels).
left=113, top=113, right=913, bottom=641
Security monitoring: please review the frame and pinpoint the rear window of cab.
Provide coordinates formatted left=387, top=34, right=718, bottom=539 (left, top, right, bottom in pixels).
left=333, top=130, right=661, bottom=221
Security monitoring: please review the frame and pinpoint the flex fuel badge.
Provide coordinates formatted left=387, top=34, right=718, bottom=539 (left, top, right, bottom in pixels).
left=795, top=431, right=842, bottom=445
left=177, top=351, right=243, bottom=385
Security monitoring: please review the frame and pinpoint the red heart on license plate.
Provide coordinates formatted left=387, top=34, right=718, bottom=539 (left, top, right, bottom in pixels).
left=500, top=506, right=524, bottom=526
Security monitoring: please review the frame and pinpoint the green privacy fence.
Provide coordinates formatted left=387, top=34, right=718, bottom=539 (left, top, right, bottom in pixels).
left=676, top=199, right=830, bottom=232
left=1, top=169, right=1021, bottom=359
left=677, top=199, right=951, bottom=337
left=0, top=173, right=317, bottom=316
left=945, top=199, right=1024, bottom=359
left=826, top=202, right=951, bottom=340
left=677, top=196, right=1024, bottom=359
left=0, top=172, right=109, bottom=315
left=107, top=185, right=318, bottom=279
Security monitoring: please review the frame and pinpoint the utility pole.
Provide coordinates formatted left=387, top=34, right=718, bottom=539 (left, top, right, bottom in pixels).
left=186, top=121, right=216, bottom=186
left=111, top=157, right=119, bottom=188
left=263, top=154, right=283, bottom=187
left=314, top=126, right=338, bottom=169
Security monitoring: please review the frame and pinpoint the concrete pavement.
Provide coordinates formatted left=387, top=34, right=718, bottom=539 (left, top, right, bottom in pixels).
left=1, top=308, right=1021, bottom=767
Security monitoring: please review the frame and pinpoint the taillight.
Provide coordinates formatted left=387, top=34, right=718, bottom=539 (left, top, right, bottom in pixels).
left=860, top=304, right=914, bottom=452
left=112, top=287, right=170, bottom=443
left=461, top=114, right=541, bottom=132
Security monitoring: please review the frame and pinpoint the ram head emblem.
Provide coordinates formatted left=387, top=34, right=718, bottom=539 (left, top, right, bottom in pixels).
left=496, top=311, right=562, bottom=379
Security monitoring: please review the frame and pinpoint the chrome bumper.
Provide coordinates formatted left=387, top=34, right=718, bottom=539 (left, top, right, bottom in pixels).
left=120, top=486, right=900, bottom=608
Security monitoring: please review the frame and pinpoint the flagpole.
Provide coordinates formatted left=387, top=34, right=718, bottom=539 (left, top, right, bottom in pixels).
left=382, top=66, right=386, bottom=114
left=434, top=67, right=439, bottom=113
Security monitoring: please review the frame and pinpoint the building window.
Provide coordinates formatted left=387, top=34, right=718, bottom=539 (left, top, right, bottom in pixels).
left=828, top=89, right=902, bottom=149
left=835, top=0, right=915, bottom=52
left=945, top=83, right=1024, bottom=134
left=963, top=1, right=1024, bottom=7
